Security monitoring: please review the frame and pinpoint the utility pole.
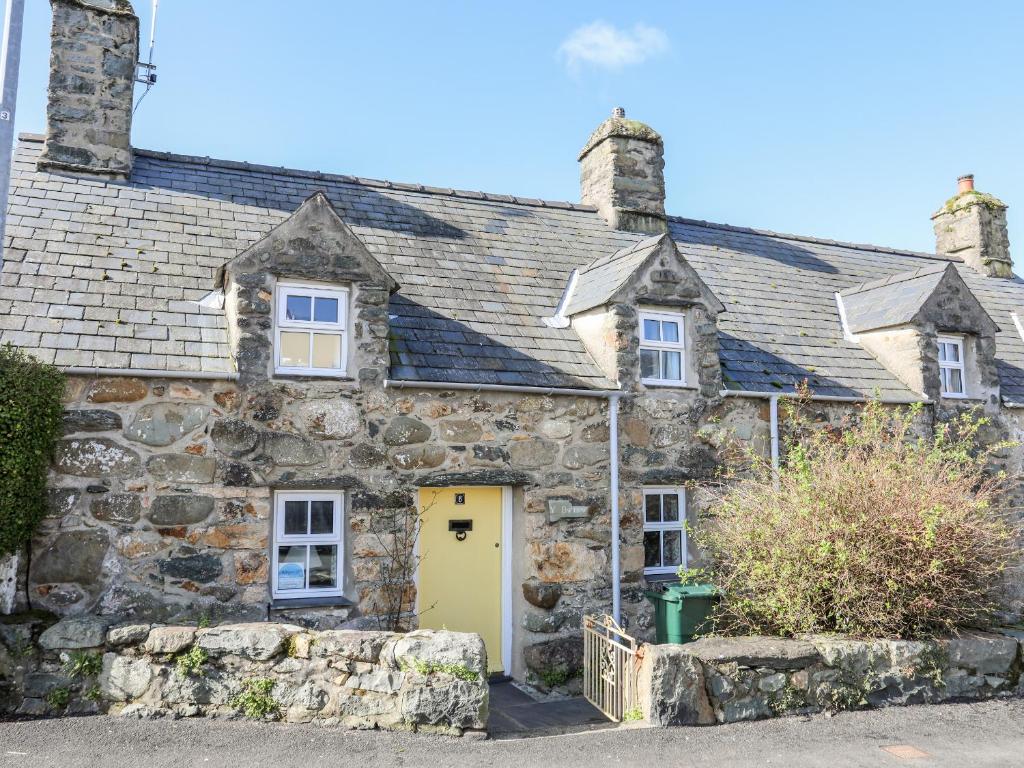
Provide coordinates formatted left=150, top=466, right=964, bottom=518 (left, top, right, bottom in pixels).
left=0, top=0, right=24, bottom=265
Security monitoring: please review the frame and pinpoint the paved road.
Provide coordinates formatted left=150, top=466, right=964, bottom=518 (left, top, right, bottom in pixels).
left=2, top=698, right=1023, bottom=768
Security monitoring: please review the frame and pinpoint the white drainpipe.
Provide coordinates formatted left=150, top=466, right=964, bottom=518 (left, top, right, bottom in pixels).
left=609, top=393, right=622, bottom=624
left=769, top=394, right=780, bottom=486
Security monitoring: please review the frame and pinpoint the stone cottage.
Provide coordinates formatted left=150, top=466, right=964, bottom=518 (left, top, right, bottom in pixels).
left=2, top=0, right=1024, bottom=684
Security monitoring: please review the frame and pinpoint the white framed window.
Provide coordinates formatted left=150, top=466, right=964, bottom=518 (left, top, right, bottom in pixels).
left=639, top=310, right=686, bottom=385
left=643, top=487, right=687, bottom=577
left=937, top=335, right=966, bottom=398
left=271, top=491, right=344, bottom=600
left=274, top=282, right=348, bottom=376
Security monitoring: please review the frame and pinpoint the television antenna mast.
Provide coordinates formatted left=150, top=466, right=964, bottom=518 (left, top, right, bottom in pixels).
left=134, top=0, right=159, bottom=113
left=0, top=0, right=24, bottom=265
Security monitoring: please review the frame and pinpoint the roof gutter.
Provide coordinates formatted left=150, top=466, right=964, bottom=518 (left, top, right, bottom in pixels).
left=62, top=366, right=239, bottom=381
left=383, top=379, right=620, bottom=398
left=720, top=389, right=929, bottom=405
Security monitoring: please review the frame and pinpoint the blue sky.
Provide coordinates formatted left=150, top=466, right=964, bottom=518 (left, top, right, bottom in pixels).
left=13, top=1, right=1024, bottom=256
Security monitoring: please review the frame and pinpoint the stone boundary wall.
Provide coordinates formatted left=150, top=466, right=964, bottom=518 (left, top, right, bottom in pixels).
left=639, top=631, right=1024, bottom=726
left=0, top=616, right=488, bottom=736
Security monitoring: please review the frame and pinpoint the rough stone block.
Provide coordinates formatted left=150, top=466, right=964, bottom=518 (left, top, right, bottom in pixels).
left=686, top=636, right=821, bottom=670
left=144, top=626, right=196, bottom=655
left=196, top=622, right=302, bottom=661
left=38, top=616, right=109, bottom=650
left=638, top=644, right=715, bottom=726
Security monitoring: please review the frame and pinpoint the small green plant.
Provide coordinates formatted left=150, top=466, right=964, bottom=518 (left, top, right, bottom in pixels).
left=84, top=684, right=102, bottom=703
left=63, top=651, right=103, bottom=679
left=677, top=566, right=709, bottom=586
left=914, top=645, right=948, bottom=688
left=399, top=658, right=479, bottom=682
left=174, top=645, right=208, bottom=678
left=539, top=667, right=578, bottom=688
left=230, top=678, right=279, bottom=720
left=196, top=614, right=211, bottom=629
left=622, top=707, right=644, bottom=722
left=770, top=684, right=806, bottom=715
left=45, top=687, right=70, bottom=710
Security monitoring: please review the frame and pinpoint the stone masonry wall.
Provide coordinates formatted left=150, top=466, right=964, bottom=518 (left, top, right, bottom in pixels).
left=0, top=615, right=487, bottom=734
left=639, top=631, right=1024, bottom=727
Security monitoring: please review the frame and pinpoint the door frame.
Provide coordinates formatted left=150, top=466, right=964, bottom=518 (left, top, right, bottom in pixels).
left=414, top=485, right=513, bottom=675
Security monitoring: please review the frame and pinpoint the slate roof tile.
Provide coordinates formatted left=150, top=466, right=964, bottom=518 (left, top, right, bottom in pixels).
left=7, top=135, right=1024, bottom=399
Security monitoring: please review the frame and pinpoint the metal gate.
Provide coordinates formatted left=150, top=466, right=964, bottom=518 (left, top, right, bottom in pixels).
left=583, top=614, right=640, bottom=722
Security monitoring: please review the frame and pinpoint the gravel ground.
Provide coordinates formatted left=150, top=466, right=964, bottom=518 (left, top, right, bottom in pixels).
left=2, top=698, right=1023, bottom=768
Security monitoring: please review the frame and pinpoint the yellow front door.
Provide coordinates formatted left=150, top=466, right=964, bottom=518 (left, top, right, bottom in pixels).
left=417, top=486, right=503, bottom=674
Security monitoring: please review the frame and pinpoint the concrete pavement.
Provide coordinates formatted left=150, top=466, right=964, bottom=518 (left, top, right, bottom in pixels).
left=2, top=698, right=1023, bottom=767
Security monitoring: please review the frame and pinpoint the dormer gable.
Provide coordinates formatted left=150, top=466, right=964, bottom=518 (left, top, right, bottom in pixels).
left=838, top=262, right=1000, bottom=405
left=562, top=234, right=724, bottom=396
left=221, top=192, right=397, bottom=387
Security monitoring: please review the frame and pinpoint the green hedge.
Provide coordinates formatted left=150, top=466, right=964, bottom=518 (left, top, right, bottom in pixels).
left=0, top=345, right=65, bottom=557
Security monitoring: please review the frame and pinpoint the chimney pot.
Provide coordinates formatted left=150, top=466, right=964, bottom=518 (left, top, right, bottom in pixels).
left=613, top=107, right=626, bottom=118
left=957, top=174, right=975, bottom=194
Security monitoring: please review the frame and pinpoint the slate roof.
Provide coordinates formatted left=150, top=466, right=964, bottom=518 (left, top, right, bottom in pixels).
left=5, top=133, right=1024, bottom=402
left=563, top=235, right=664, bottom=316
left=840, top=262, right=953, bottom=334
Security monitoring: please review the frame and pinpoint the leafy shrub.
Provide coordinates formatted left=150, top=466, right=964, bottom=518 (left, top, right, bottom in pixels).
left=0, top=345, right=65, bottom=557
left=230, top=678, right=279, bottom=719
left=702, top=397, right=1018, bottom=638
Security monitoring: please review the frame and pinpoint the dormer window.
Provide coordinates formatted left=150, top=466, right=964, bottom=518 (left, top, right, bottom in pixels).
left=275, top=282, right=348, bottom=376
left=937, top=335, right=966, bottom=397
left=639, top=309, right=685, bottom=385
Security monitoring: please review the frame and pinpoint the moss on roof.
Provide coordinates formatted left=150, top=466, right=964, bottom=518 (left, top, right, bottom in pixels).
left=942, top=189, right=1008, bottom=214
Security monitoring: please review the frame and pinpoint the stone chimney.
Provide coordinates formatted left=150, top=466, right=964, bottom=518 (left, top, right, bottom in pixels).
left=38, top=0, right=139, bottom=179
left=932, top=174, right=1013, bottom=278
left=579, top=108, right=666, bottom=234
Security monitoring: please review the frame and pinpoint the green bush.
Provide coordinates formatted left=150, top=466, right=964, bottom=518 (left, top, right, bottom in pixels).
left=0, top=345, right=65, bottom=557
left=63, top=651, right=103, bottom=679
left=703, top=397, right=1018, bottom=638
left=230, top=678, right=279, bottom=719
left=174, top=645, right=208, bottom=678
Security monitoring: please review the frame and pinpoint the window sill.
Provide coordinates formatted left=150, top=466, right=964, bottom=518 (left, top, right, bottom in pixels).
left=641, top=380, right=697, bottom=390
left=644, top=572, right=680, bottom=584
left=270, top=595, right=354, bottom=610
left=272, top=372, right=357, bottom=384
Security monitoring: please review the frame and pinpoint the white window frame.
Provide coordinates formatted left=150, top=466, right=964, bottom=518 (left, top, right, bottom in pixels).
left=937, top=335, right=966, bottom=398
left=642, top=486, right=687, bottom=577
left=274, top=281, right=349, bottom=377
left=638, top=309, right=686, bottom=386
left=271, top=490, right=344, bottom=600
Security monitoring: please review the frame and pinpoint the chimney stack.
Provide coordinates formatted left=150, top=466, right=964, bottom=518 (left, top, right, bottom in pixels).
left=38, top=0, right=139, bottom=179
left=932, top=175, right=1013, bottom=279
left=578, top=108, right=666, bottom=234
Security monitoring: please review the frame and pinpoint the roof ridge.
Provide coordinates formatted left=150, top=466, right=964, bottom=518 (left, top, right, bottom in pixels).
left=668, top=214, right=954, bottom=262
left=16, top=134, right=599, bottom=214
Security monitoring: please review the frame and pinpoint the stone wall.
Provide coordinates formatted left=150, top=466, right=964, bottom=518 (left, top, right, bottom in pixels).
left=0, top=615, right=487, bottom=735
left=639, top=631, right=1024, bottom=726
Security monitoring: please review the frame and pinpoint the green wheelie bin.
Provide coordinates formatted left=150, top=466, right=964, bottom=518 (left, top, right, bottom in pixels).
left=645, top=583, right=719, bottom=644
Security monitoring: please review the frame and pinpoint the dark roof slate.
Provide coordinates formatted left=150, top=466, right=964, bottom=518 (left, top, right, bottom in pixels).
left=5, top=134, right=1024, bottom=402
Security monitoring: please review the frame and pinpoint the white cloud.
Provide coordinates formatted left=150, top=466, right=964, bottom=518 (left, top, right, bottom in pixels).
left=558, top=21, right=669, bottom=73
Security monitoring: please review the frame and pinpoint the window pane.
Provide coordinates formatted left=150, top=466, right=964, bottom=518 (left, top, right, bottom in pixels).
left=662, top=321, right=679, bottom=343
left=277, top=545, right=306, bottom=591
left=642, top=319, right=661, bottom=341
left=644, top=532, right=661, bottom=569
left=645, top=494, right=661, bottom=523
left=314, top=296, right=339, bottom=323
left=311, top=333, right=342, bottom=369
left=308, top=545, right=338, bottom=589
left=285, top=294, right=311, bottom=321
left=663, top=493, right=680, bottom=522
left=284, top=500, right=308, bottom=535
left=640, top=348, right=660, bottom=379
left=947, top=367, right=964, bottom=394
left=663, top=530, right=683, bottom=567
left=280, top=331, right=310, bottom=368
left=662, top=350, right=682, bottom=381
left=939, top=341, right=960, bottom=363
left=310, top=500, right=334, bottom=534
